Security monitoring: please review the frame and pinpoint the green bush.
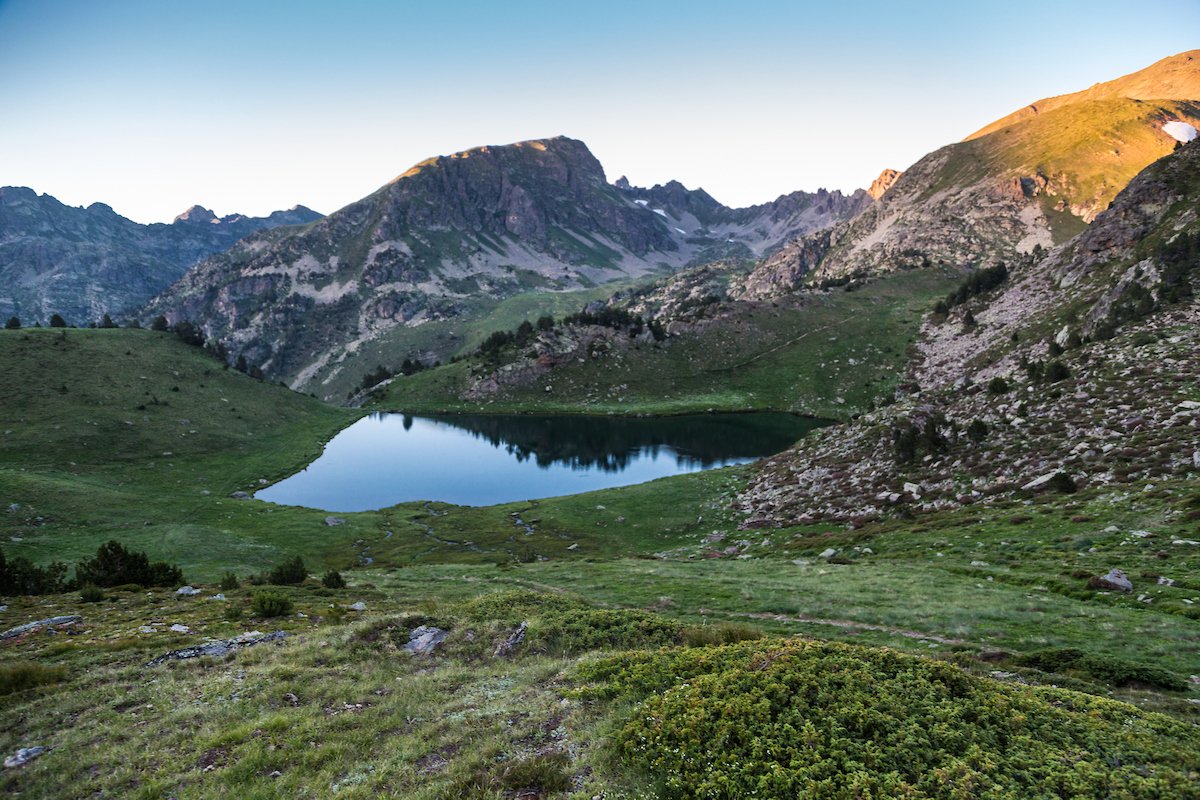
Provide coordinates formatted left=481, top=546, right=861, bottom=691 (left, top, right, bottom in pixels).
left=78, top=583, right=105, bottom=603
left=0, top=661, right=68, bottom=696
left=986, top=376, right=1009, bottom=395
left=0, top=547, right=68, bottom=595
left=966, top=418, right=988, bottom=443
left=251, top=590, right=293, bottom=618
left=1048, top=472, right=1078, bottom=494
left=74, top=540, right=182, bottom=588
left=1016, top=648, right=1188, bottom=691
left=578, top=640, right=1200, bottom=799
left=218, top=572, right=240, bottom=591
left=458, top=590, right=682, bottom=655
left=321, top=569, right=346, bottom=589
left=681, top=622, right=763, bottom=647
left=266, top=555, right=307, bottom=585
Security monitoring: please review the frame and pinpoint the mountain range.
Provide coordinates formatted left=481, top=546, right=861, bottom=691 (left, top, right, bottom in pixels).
left=0, top=189, right=321, bottom=323
left=144, top=136, right=868, bottom=389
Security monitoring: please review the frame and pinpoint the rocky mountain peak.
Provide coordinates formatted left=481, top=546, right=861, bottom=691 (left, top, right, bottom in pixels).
left=174, top=205, right=218, bottom=224
left=867, top=168, right=902, bottom=200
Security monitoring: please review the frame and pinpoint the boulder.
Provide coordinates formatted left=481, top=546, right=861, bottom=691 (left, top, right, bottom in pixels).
left=1090, top=568, right=1133, bottom=593
left=175, top=585, right=202, bottom=596
left=0, top=615, right=81, bottom=640
left=324, top=516, right=345, bottom=526
left=144, top=630, right=287, bottom=667
left=3, top=747, right=47, bottom=769
left=404, top=625, right=447, bottom=655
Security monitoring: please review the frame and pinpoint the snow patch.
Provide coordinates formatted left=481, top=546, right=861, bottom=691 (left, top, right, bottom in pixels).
left=652, top=208, right=667, bottom=217
left=634, top=199, right=648, bottom=206
left=1163, top=121, right=1198, bottom=143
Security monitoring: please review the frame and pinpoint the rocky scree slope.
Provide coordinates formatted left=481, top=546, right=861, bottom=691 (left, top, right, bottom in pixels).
left=0, top=187, right=320, bottom=323
left=149, top=137, right=868, bottom=389
left=737, top=138, right=1200, bottom=528
left=738, top=52, right=1200, bottom=298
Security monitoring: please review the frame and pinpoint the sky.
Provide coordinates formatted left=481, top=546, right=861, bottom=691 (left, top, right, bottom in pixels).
left=1, top=1, right=1197, bottom=224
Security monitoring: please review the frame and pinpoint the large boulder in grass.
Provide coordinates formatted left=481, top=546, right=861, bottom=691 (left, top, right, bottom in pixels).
left=1089, top=568, right=1133, bottom=593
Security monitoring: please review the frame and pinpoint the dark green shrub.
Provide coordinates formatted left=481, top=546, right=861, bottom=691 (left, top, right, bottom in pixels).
left=1017, top=648, right=1187, bottom=691
left=987, top=376, right=1009, bottom=395
left=1048, top=472, right=1078, bottom=493
left=218, top=572, right=239, bottom=591
left=321, top=570, right=346, bottom=589
left=267, top=555, right=307, bottom=585
left=251, top=590, right=293, bottom=618
left=78, top=583, right=105, bottom=603
left=150, top=315, right=170, bottom=332
left=223, top=602, right=244, bottom=621
left=966, top=418, right=988, bottom=443
left=4, top=316, right=18, bottom=330
left=0, top=661, right=68, bottom=696
left=49, top=314, right=67, bottom=328
left=74, top=540, right=183, bottom=588
left=1045, top=359, right=1070, bottom=382
left=0, top=547, right=68, bottom=595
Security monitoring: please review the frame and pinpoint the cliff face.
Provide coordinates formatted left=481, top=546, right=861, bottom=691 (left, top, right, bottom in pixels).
left=0, top=188, right=320, bottom=323
left=150, top=137, right=868, bottom=388
left=737, top=53, right=1200, bottom=298
left=736, top=139, right=1200, bottom=528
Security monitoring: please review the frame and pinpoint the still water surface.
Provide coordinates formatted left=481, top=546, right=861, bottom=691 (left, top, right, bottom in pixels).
left=256, top=412, right=825, bottom=510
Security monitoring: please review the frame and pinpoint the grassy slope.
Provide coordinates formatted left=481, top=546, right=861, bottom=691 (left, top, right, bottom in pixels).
left=934, top=98, right=1200, bottom=241
left=2, top=327, right=1198, bottom=798
left=373, top=269, right=957, bottom=419
left=310, top=280, right=651, bottom=402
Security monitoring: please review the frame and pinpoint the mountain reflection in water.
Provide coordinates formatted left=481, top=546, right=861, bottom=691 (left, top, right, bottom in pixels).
left=256, top=412, right=827, bottom=510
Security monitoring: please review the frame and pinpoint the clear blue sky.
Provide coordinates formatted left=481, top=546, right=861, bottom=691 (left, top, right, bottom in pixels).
left=1, top=0, right=1196, bottom=223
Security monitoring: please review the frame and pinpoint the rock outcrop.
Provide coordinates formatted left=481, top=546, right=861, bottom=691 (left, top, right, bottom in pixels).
left=736, top=139, right=1200, bottom=527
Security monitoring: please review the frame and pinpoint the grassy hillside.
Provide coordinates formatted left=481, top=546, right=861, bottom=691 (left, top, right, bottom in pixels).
left=373, top=269, right=957, bottom=419
left=2, top=325, right=1199, bottom=798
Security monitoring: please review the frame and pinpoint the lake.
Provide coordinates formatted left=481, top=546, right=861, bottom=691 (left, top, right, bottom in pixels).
left=255, top=412, right=826, bottom=510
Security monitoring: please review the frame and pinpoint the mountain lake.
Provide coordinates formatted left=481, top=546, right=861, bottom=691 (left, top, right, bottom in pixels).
left=256, top=412, right=827, bottom=510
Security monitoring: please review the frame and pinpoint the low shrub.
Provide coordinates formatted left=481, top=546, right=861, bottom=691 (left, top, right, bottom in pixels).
left=0, top=547, right=68, bottom=595
left=321, top=569, right=346, bottom=589
left=267, top=556, right=307, bottom=585
left=218, top=572, right=240, bottom=591
left=682, top=622, right=763, bottom=647
left=0, top=661, right=68, bottom=696
left=78, top=583, right=105, bottom=603
left=73, top=540, right=182, bottom=588
left=577, top=640, right=1200, bottom=799
left=1016, top=648, right=1188, bottom=691
left=458, top=590, right=682, bottom=655
left=251, top=590, right=293, bottom=618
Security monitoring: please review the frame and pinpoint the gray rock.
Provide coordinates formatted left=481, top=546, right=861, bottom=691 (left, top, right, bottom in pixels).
left=4, top=747, right=47, bottom=769
left=0, top=615, right=81, bottom=640
left=348, top=601, right=366, bottom=612
left=494, top=621, right=528, bottom=657
left=6, top=503, right=18, bottom=514
left=1093, top=568, right=1133, bottom=593
left=818, top=548, right=838, bottom=559
left=404, top=625, right=447, bottom=655
left=144, top=630, right=287, bottom=667
left=175, top=585, right=201, bottom=596
left=324, top=516, right=345, bottom=526
left=230, top=491, right=250, bottom=500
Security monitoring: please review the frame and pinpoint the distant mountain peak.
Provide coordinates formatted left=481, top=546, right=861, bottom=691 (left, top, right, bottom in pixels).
left=174, top=205, right=218, bottom=224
